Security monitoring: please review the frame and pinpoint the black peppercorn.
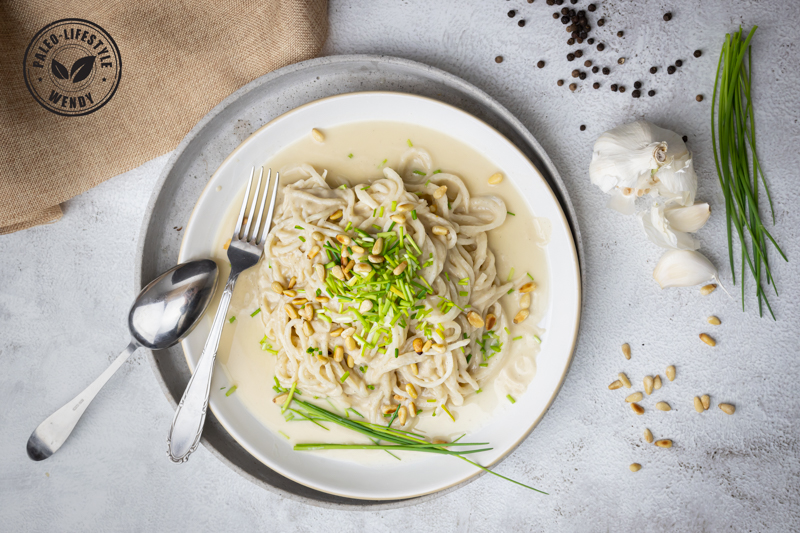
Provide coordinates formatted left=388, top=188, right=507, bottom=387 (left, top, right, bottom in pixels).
left=632, top=89, right=641, bottom=98
left=579, top=72, right=587, bottom=80
left=617, top=31, right=624, bottom=37
left=588, top=38, right=595, bottom=44
left=610, top=84, right=618, bottom=91
left=553, top=12, right=560, bottom=19
left=675, top=59, right=683, bottom=67
left=592, top=66, right=599, bottom=73
left=619, top=86, right=626, bottom=93
left=571, top=0, right=578, bottom=4
left=696, top=94, right=704, bottom=102
left=495, top=56, right=503, bottom=64
left=572, top=69, right=580, bottom=78
left=518, top=19, right=525, bottom=27
left=567, top=38, right=575, bottom=45
left=557, top=79, right=564, bottom=86
left=508, top=10, right=516, bottom=17
left=547, top=0, right=554, bottom=4
left=588, top=3, right=596, bottom=11
left=537, top=60, right=545, bottom=68
left=580, top=124, right=586, bottom=131
left=528, top=0, right=534, bottom=3
left=693, top=50, right=702, bottom=58
left=575, top=50, right=583, bottom=58
left=663, top=12, right=672, bottom=21
left=561, top=7, right=569, bottom=14
left=571, top=15, right=578, bottom=23
left=567, top=53, right=575, bottom=61
left=593, top=82, right=600, bottom=89
left=555, top=0, right=563, bottom=5
left=577, top=10, right=585, bottom=17
left=577, top=38, right=584, bottom=44
left=597, top=43, right=605, bottom=51
left=562, top=16, right=571, bottom=24
left=602, top=67, right=610, bottom=75
left=650, top=66, right=658, bottom=74
left=634, top=81, right=642, bottom=89
left=571, top=31, right=579, bottom=38
left=569, top=82, right=577, bottom=91
left=648, top=90, right=655, bottom=96
left=584, top=60, right=593, bottom=68
left=682, top=135, right=688, bottom=142
left=667, top=65, right=676, bottom=74
left=579, top=31, right=588, bottom=39
left=597, top=18, right=605, bottom=26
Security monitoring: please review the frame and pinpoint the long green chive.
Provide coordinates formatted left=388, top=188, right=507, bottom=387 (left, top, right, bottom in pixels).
left=340, top=372, right=349, bottom=383
left=711, top=26, right=787, bottom=319
left=250, top=308, right=261, bottom=317
left=281, top=381, right=297, bottom=413
left=228, top=316, right=236, bottom=323
left=225, top=385, right=237, bottom=397
left=507, top=394, right=516, bottom=404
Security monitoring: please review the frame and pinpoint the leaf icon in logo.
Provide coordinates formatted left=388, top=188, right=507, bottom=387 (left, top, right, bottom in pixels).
left=69, top=55, right=95, bottom=84
left=51, top=59, right=69, bottom=80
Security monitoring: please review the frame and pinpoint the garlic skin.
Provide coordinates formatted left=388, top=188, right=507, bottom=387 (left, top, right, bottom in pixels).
left=639, top=204, right=700, bottom=250
left=589, top=120, right=697, bottom=212
left=653, top=250, right=718, bottom=288
left=664, top=203, right=711, bottom=233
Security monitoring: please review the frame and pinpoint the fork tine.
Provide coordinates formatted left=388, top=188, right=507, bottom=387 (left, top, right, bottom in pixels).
left=242, top=167, right=262, bottom=241
left=234, top=167, right=255, bottom=238
left=250, top=168, right=271, bottom=244
left=259, top=171, right=280, bottom=245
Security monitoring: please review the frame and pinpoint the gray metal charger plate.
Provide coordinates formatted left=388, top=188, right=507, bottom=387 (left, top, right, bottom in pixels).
left=135, top=55, right=584, bottom=509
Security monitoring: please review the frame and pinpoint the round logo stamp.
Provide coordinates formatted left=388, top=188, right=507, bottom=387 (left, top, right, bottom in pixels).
left=23, top=19, right=121, bottom=117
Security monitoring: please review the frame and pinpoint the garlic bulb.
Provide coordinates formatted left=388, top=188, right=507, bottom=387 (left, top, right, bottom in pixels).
left=664, top=203, right=710, bottom=233
left=589, top=120, right=697, bottom=213
left=653, top=250, right=719, bottom=288
left=639, top=204, right=700, bottom=250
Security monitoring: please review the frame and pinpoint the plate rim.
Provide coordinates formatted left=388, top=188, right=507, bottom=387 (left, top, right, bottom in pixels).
left=177, top=90, right=582, bottom=500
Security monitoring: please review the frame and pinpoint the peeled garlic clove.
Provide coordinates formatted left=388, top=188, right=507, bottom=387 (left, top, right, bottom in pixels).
left=654, top=152, right=697, bottom=207
left=639, top=204, right=700, bottom=250
left=653, top=250, right=718, bottom=289
left=664, top=202, right=711, bottom=233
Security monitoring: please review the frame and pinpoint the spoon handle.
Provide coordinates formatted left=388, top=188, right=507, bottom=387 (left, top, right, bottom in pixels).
left=167, top=272, right=238, bottom=462
left=27, top=341, right=139, bottom=461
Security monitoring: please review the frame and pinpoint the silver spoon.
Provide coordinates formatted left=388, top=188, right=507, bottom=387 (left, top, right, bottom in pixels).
left=26, top=259, right=219, bottom=461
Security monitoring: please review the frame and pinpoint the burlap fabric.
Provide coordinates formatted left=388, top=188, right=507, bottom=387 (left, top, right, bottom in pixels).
left=0, top=0, right=327, bottom=234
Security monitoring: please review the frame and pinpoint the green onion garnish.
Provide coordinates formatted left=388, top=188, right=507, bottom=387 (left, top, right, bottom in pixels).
left=345, top=221, right=353, bottom=231
left=340, top=372, right=350, bottom=383
left=527, top=272, right=534, bottom=281
left=507, top=267, right=515, bottom=282
left=279, top=430, right=290, bottom=440
left=299, top=236, right=306, bottom=242
left=225, top=385, right=237, bottom=396
left=411, top=210, right=417, bottom=220
left=533, top=335, right=542, bottom=344
left=507, top=211, right=515, bottom=216
left=295, top=225, right=304, bottom=230
left=348, top=153, right=353, bottom=159
left=433, top=169, right=442, bottom=174
left=379, top=206, right=384, bottom=217
left=507, top=394, right=516, bottom=404
left=459, top=291, right=468, bottom=297
left=228, top=316, right=236, bottom=323
left=407, top=139, right=413, bottom=147
left=379, top=158, right=387, bottom=167
left=250, top=308, right=261, bottom=317
left=507, top=288, right=514, bottom=294
left=512, top=336, right=523, bottom=341
left=413, top=170, right=426, bottom=176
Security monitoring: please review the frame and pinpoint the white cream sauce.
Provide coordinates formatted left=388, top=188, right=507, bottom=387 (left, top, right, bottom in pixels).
left=206, top=121, right=549, bottom=464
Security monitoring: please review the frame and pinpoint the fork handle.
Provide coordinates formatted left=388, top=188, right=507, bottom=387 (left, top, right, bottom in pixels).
left=167, top=271, right=239, bottom=463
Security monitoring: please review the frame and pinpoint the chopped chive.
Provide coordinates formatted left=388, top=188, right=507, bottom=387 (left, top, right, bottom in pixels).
left=476, top=388, right=482, bottom=393
left=459, top=291, right=469, bottom=297
left=441, top=404, right=455, bottom=422
left=459, top=278, right=469, bottom=285
left=507, top=394, right=516, bottom=404
left=413, top=170, right=426, bottom=176
left=433, top=169, right=442, bottom=174
left=278, top=430, right=290, bottom=440
left=507, top=288, right=514, bottom=294
left=340, top=372, right=350, bottom=383
left=373, top=208, right=377, bottom=217
left=507, top=267, right=515, bottom=282
left=225, top=385, right=237, bottom=397
left=338, top=184, right=348, bottom=189
left=250, top=308, right=261, bottom=317
left=427, top=399, right=437, bottom=403
left=527, top=272, right=535, bottom=281
left=295, top=225, right=305, bottom=230
left=228, top=316, right=236, bottom=323
left=379, top=158, right=388, bottom=167
left=533, top=335, right=542, bottom=344
left=507, top=211, right=516, bottom=216
left=379, top=206, right=385, bottom=217
left=504, top=327, right=510, bottom=335
left=299, top=236, right=306, bottom=242
left=407, top=139, right=413, bottom=147
left=220, top=386, right=225, bottom=390
left=372, top=224, right=382, bottom=230
left=347, top=153, right=353, bottom=159
left=479, top=363, right=488, bottom=367
left=411, top=209, right=417, bottom=220
left=394, top=348, right=399, bottom=358
left=512, top=336, right=523, bottom=341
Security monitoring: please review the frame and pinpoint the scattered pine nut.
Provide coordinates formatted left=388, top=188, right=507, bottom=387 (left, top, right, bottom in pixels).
left=608, top=380, right=623, bottom=390
left=330, top=327, right=344, bottom=337
left=513, top=309, right=530, bottom=324
left=644, top=375, right=654, bottom=395
left=433, top=185, right=448, bottom=199
left=283, top=289, right=297, bottom=298
left=422, top=340, right=433, bottom=352
left=397, top=406, right=408, bottom=425
left=312, top=231, right=324, bottom=241
left=303, top=320, right=314, bottom=336
left=432, top=439, right=448, bottom=445
left=342, top=327, right=356, bottom=338
left=655, top=401, right=671, bottom=412
left=666, top=365, right=676, bottom=382
left=311, top=128, right=325, bottom=142
left=333, top=346, right=344, bottom=362
left=409, top=363, right=419, bottom=376
left=655, top=439, right=673, bottom=448
left=359, top=300, right=373, bottom=313
left=346, top=355, right=354, bottom=368
left=396, top=203, right=413, bottom=212
left=406, top=383, right=418, bottom=399
left=432, top=225, right=448, bottom=236
left=372, top=238, right=384, bottom=255
left=701, top=394, right=710, bottom=410
left=519, top=293, right=531, bottom=309
left=707, top=316, right=721, bottom=325
left=287, top=276, right=297, bottom=289
left=291, top=298, right=308, bottom=306
left=315, top=263, right=326, bottom=281
left=719, top=403, right=735, bottom=415
left=631, top=403, right=645, bottom=415
left=284, top=304, right=299, bottom=320
left=520, top=282, right=537, bottom=293
left=619, top=372, right=632, bottom=388
left=626, top=392, right=643, bottom=403
left=700, top=284, right=717, bottom=295
left=433, top=343, right=447, bottom=353
left=382, top=405, right=397, bottom=415
left=273, top=393, right=288, bottom=404
left=271, top=281, right=285, bottom=294
left=699, top=333, right=716, bottom=347
left=351, top=245, right=365, bottom=254
left=644, top=428, right=654, bottom=443
left=621, top=343, right=631, bottom=360
left=329, top=209, right=343, bottom=221
left=345, top=337, right=357, bottom=351
left=488, top=172, right=504, bottom=185
left=485, top=313, right=497, bottom=330
left=413, top=338, right=424, bottom=353
left=629, top=463, right=642, bottom=472
left=467, top=311, right=485, bottom=328
left=336, top=234, right=351, bottom=245
left=354, top=263, right=372, bottom=274
left=693, top=396, right=704, bottom=413
left=408, top=402, right=417, bottom=417
left=315, top=296, right=330, bottom=303
left=653, top=375, right=662, bottom=390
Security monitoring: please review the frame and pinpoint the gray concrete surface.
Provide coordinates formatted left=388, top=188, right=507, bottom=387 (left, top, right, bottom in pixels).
left=2, top=1, right=799, bottom=531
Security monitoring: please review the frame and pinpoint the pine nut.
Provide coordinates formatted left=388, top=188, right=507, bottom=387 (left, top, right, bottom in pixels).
left=700, top=283, right=717, bottom=295
left=433, top=343, right=446, bottom=353
left=312, top=231, right=324, bottom=241
left=272, top=282, right=285, bottom=294
left=346, top=355, right=354, bottom=368
left=644, top=375, right=654, bottom=395
left=288, top=276, right=297, bottom=289
left=303, top=320, right=314, bottom=336
left=351, top=245, right=365, bottom=254
left=332, top=346, right=344, bottom=362
left=393, top=261, right=408, bottom=275
left=701, top=394, right=710, bottom=410
left=655, top=439, right=672, bottom=448
left=371, top=238, right=384, bottom=255
left=719, top=403, right=735, bottom=415
left=626, top=392, right=643, bottom=403
left=273, top=393, right=288, bottom=404
left=467, top=311, right=485, bottom=328
left=608, top=380, right=623, bottom=390
left=315, top=263, right=326, bottom=281
left=619, top=372, right=631, bottom=388
left=390, top=214, right=406, bottom=224
left=519, top=293, right=531, bottom=309
left=284, top=304, right=299, bottom=319
left=485, top=313, right=497, bottom=330
left=344, top=259, right=356, bottom=273
left=432, top=225, right=448, bottom=236
left=368, top=254, right=385, bottom=263
left=422, top=340, right=433, bottom=352
left=397, top=203, right=413, bottom=212
left=631, top=403, right=645, bottom=415
left=329, top=209, right=343, bottom=221
left=653, top=375, right=662, bottom=390
left=304, top=304, right=315, bottom=321
left=699, top=333, right=716, bottom=346
left=413, top=338, right=424, bottom=353
left=694, top=396, right=704, bottom=413
left=433, top=185, right=448, bottom=199
left=707, top=316, right=721, bottom=325
left=410, top=363, right=419, bottom=376
left=432, top=439, right=448, bottom=445
left=316, top=353, right=329, bottom=363
left=354, top=263, right=372, bottom=274
left=345, top=337, right=357, bottom=351
left=406, top=383, right=418, bottom=399
left=621, top=343, right=631, bottom=360
left=394, top=394, right=404, bottom=402
left=513, top=309, right=529, bottom=324
left=430, top=204, right=437, bottom=213
left=316, top=296, right=330, bottom=303
left=666, top=365, right=676, bottom=381
left=629, top=463, right=642, bottom=472
left=336, top=234, right=351, bottom=245
left=644, top=428, right=653, bottom=443
left=311, top=128, right=325, bottom=142
left=382, top=405, right=397, bottom=414
left=359, top=300, right=373, bottom=313
left=520, top=282, right=537, bottom=293
left=330, top=328, right=344, bottom=337
left=398, top=406, right=408, bottom=425
left=488, top=172, right=504, bottom=185
left=656, top=401, right=671, bottom=411
left=291, top=298, right=308, bottom=306
left=408, top=402, right=417, bottom=417
left=342, top=327, right=356, bottom=338
left=283, top=289, right=297, bottom=297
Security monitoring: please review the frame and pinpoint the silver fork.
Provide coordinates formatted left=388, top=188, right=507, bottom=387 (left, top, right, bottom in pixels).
left=167, top=167, right=279, bottom=463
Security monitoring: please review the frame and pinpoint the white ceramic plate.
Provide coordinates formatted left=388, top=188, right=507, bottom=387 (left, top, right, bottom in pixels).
left=178, top=92, right=581, bottom=500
